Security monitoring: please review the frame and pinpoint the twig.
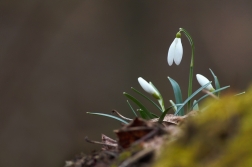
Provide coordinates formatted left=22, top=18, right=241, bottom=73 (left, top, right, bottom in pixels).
left=112, top=110, right=133, bottom=121
left=85, top=136, right=117, bottom=147
left=202, top=89, right=219, bottom=100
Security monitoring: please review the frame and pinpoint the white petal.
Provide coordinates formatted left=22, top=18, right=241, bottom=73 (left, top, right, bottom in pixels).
left=173, top=38, right=183, bottom=65
left=196, top=74, right=214, bottom=91
left=138, top=77, right=157, bottom=95
left=167, top=38, right=176, bottom=66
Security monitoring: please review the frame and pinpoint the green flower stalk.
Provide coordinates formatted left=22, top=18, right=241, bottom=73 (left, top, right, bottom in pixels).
left=178, top=28, right=195, bottom=111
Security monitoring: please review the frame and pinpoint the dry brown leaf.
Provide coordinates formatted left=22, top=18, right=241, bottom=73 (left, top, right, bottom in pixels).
left=151, top=111, right=199, bottom=127
left=150, top=114, right=184, bottom=126
left=114, top=118, right=159, bottom=149
left=101, top=134, right=118, bottom=151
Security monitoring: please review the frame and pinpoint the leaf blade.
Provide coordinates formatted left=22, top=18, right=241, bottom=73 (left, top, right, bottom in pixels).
left=191, top=85, right=230, bottom=109
left=86, top=112, right=128, bottom=124
left=123, top=92, right=153, bottom=119
left=175, top=82, right=212, bottom=115
left=193, top=100, right=199, bottom=111
left=158, top=106, right=173, bottom=123
left=126, top=100, right=137, bottom=117
left=131, top=87, right=162, bottom=112
left=209, top=68, right=221, bottom=97
left=168, top=77, right=184, bottom=115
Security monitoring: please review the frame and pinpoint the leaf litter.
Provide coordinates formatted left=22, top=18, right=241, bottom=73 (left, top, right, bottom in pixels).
left=65, top=111, right=197, bottom=167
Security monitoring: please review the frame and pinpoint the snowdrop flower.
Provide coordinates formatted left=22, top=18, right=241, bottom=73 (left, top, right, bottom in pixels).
left=196, top=74, right=215, bottom=91
left=167, top=32, right=183, bottom=66
left=138, top=77, right=160, bottom=99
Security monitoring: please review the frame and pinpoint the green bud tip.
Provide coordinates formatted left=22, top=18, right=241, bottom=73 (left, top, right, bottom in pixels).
left=152, top=93, right=160, bottom=100
left=210, top=88, right=215, bottom=92
left=176, top=32, right=181, bottom=38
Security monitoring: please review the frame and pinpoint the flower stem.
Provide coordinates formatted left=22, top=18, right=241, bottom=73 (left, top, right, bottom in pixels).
left=149, top=82, right=166, bottom=112
left=179, top=28, right=195, bottom=112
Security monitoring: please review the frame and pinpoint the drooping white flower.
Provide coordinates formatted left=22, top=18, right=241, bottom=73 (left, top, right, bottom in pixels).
left=167, top=32, right=183, bottom=66
left=138, top=77, right=159, bottom=98
left=196, top=74, right=215, bottom=91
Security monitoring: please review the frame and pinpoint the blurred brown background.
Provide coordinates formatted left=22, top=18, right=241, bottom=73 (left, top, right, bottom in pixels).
left=1, top=1, right=252, bottom=167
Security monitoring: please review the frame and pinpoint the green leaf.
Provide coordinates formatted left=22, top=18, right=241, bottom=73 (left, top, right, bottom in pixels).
left=175, top=82, right=212, bottom=116
left=191, top=85, right=230, bottom=109
left=168, top=77, right=184, bottom=115
left=150, top=112, right=159, bottom=118
left=169, top=100, right=177, bottom=112
left=158, top=106, right=173, bottom=123
left=209, top=68, right=220, bottom=97
left=126, top=100, right=137, bottom=117
left=139, top=111, right=158, bottom=119
left=123, top=92, right=153, bottom=119
left=86, top=112, right=128, bottom=124
left=137, top=109, right=149, bottom=119
left=193, top=100, right=199, bottom=111
left=131, top=87, right=162, bottom=112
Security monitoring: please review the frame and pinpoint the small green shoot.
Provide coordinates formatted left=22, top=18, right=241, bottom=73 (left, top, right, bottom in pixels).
left=209, top=68, right=221, bottom=97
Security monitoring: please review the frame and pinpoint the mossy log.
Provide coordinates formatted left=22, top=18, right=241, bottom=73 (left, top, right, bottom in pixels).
left=154, top=87, right=252, bottom=167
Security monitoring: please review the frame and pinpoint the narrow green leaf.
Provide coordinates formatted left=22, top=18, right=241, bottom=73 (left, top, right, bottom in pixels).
left=193, top=100, right=199, bottom=111
left=126, top=100, right=137, bottom=117
left=137, top=109, right=149, bottom=119
left=137, top=109, right=158, bottom=119
left=169, top=100, right=177, bottom=112
left=175, top=82, right=212, bottom=116
left=158, top=106, right=173, bottom=123
left=191, top=85, right=230, bottom=109
left=123, top=92, right=153, bottom=119
left=150, top=112, right=159, bottom=118
left=168, top=77, right=184, bottom=115
left=131, top=87, right=162, bottom=112
left=87, top=112, right=128, bottom=124
left=209, top=68, right=221, bottom=97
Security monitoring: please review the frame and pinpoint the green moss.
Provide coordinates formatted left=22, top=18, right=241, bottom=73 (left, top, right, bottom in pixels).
left=111, top=145, right=143, bottom=166
left=118, top=151, right=132, bottom=162
left=154, top=87, right=252, bottom=167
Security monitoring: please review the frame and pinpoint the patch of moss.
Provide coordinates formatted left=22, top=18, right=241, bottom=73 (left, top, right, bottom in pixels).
left=154, top=87, right=252, bottom=167
left=111, top=145, right=143, bottom=166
